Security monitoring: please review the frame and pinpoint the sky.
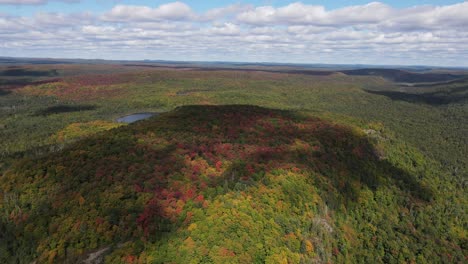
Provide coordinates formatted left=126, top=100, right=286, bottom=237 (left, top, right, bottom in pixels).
left=1, top=1, right=467, bottom=66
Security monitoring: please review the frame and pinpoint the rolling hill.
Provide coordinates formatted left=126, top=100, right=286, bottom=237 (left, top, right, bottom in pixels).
left=0, top=105, right=464, bottom=263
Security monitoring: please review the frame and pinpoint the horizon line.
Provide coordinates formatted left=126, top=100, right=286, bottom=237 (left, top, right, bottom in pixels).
left=2, top=56, right=468, bottom=70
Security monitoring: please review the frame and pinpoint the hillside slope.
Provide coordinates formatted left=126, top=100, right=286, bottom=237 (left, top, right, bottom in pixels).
left=0, top=105, right=465, bottom=263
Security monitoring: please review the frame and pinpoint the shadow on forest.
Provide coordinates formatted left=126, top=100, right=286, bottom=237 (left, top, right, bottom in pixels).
left=196, top=68, right=335, bottom=76
left=0, top=78, right=60, bottom=90
left=218, top=127, right=433, bottom=208
left=123, top=64, right=335, bottom=76
left=409, top=77, right=468, bottom=87
left=180, top=106, right=433, bottom=204
left=170, top=105, right=434, bottom=206
left=0, top=68, right=58, bottom=77
left=0, top=79, right=33, bottom=88
left=0, top=89, right=11, bottom=96
left=1, top=105, right=435, bottom=262
left=34, top=104, right=97, bottom=116
left=341, top=68, right=461, bottom=83
left=365, top=86, right=468, bottom=106
left=7, top=105, right=435, bottom=221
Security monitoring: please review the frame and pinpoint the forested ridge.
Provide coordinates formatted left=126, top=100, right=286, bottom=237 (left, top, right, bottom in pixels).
left=0, top=105, right=465, bottom=263
left=0, top=64, right=467, bottom=263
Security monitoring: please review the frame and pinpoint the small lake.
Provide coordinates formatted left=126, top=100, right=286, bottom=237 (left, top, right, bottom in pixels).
left=116, top=113, right=158, bottom=123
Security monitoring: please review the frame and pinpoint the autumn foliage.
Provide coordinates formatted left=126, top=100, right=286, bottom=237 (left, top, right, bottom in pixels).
left=0, top=105, right=462, bottom=263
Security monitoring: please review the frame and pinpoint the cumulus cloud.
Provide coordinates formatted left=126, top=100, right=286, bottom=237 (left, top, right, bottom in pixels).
left=102, top=2, right=194, bottom=22
left=328, top=2, right=394, bottom=24
left=34, top=12, right=94, bottom=28
left=201, top=3, right=252, bottom=21
left=381, top=2, right=468, bottom=31
left=208, top=23, right=241, bottom=36
left=236, top=1, right=468, bottom=30
left=1, top=1, right=467, bottom=66
left=236, top=2, right=392, bottom=26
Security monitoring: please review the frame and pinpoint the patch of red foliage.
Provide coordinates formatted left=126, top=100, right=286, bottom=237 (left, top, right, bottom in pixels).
left=127, top=106, right=374, bottom=233
left=66, top=73, right=136, bottom=87
left=17, top=72, right=138, bottom=101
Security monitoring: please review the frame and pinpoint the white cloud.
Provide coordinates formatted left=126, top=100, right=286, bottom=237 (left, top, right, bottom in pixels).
left=328, top=2, right=394, bottom=24
left=103, top=2, right=194, bottom=22
left=34, top=12, right=94, bottom=27
left=208, top=23, right=240, bottom=36
left=236, top=1, right=468, bottom=30
left=381, top=2, right=468, bottom=31
left=236, top=2, right=391, bottom=26
left=81, top=25, right=115, bottom=35
left=236, top=6, right=276, bottom=25
left=275, top=3, right=326, bottom=24
left=1, top=1, right=467, bottom=66
left=201, top=3, right=252, bottom=21
left=287, top=25, right=332, bottom=35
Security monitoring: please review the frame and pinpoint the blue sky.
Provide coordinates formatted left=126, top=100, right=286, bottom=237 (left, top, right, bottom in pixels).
left=2, top=1, right=465, bottom=17
left=1, top=1, right=467, bottom=66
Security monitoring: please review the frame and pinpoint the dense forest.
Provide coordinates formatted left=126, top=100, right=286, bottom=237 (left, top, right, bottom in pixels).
left=0, top=64, right=467, bottom=263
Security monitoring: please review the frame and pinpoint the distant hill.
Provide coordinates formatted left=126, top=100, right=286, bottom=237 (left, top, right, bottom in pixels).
left=340, top=68, right=462, bottom=83
left=2, top=56, right=467, bottom=72
left=1, top=105, right=464, bottom=263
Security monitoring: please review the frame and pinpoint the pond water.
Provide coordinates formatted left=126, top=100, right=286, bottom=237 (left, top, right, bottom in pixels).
left=116, top=113, right=158, bottom=123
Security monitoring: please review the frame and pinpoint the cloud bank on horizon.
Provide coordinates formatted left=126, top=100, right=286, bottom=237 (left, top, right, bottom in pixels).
left=1, top=1, right=467, bottom=66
